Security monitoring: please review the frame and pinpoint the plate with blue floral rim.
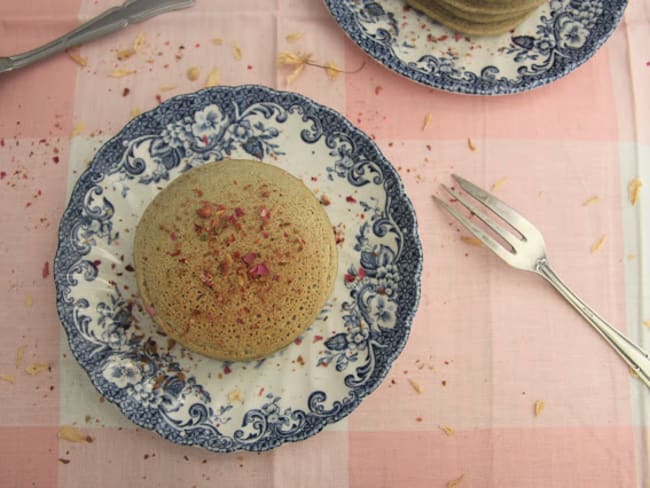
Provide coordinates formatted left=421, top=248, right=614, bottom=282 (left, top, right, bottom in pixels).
left=54, top=84, right=422, bottom=452
left=323, top=0, right=627, bottom=95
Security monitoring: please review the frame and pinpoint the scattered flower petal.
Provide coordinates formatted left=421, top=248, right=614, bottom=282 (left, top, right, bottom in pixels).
left=628, top=178, right=643, bottom=205
left=439, top=425, right=456, bottom=436
left=16, top=345, right=25, bottom=368
left=408, top=378, right=423, bottom=394
left=231, top=43, right=243, bottom=60
left=590, top=234, right=607, bottom=253
left=460, top=235, right=482, bottom=246
left=116, top=48, right=136, bottom=61
left=447, top=474, right=465, bottom=488
left=242, top=252, right=257, bottom=265
left=581, top=195, right=600, bottom=206
left=58, top=426, right=92, bottom=443
left=71, top=122, right=86, bottom=137
left=205, top=68, right=220, bottom=87
left=66, top=50, right=87, bottom=67
left=187, top=66, right=200, bottom=81
left=25, top=362, right=49, bottom=376
left=109, top=68, right=135, bottom=78
left=422, top=113, right=432, bottom=131
left=324, top=60, right=341, bottom=80
left=133, top=32, right=146, bottom=52
left=0, top=373, right=15, bottom=384
left=285, top=32, right=304, bottom=42
left=490, top=177, right=507, bottom=192
left=249, top=263, right=269, bottom=277
left=534, top=399, right=545, bottom=416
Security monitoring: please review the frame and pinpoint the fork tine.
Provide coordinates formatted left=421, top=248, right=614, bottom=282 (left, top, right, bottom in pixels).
left=441, top=184, right=520, bottom=252
left=451, top=174, right=543, bottom=241
left=432, top=195, right=515, bottom=264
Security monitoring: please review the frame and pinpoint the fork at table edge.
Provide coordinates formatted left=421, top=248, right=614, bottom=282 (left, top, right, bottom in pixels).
left=0, top=0, right=195, bottom=74
left=434, top=174, right=650, bottom=389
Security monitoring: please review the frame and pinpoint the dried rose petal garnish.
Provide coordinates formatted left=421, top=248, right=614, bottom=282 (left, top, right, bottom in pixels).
left=260, top=206, right=270, bottom=221
left=242, top=252, right=257, bottom=265
left=145, top=305, right=156, bottom=317
left=234, top=207, right=244, bottom=218
left=202, top=271, right=215, bottom=288
left=197, top=205, right=212, bottom=218
left=249, top=263, right=269, bottom=277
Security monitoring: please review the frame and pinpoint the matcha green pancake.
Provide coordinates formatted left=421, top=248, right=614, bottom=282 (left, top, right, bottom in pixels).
left=134, top=160, right=338, bottom=361
left=405, top=0, right=547, bottom=36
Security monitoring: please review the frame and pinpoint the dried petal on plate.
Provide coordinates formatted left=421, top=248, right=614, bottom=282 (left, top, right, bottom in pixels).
left=438, top=425, right=456, bottom=436
left=490, top=177, right=507, bottom=192
left=130, top=107, right=142, bottom=119
left=408, top=378, right=423, bottom=394
left=71, top=122, right=86, bottom=137
left=231, top=43, right=243, bottom=60
left=66, top=50, right=88, bottom=67
left=58, top=425, right=92, bottom=443
left=628, top=178, right=643, bottom=205
left=16, top=345, right=25, bottom=367
left=460, top=235, right=482, bottom=246
left=116, top=48, right=136, bottom=61
left=581, top=195, right=600, bottom=206
left=590, top=234, right=607, bottom=253
left=133, top=32, right=146, bottom=52
left=227, top=387, right=243, bottom=403
left=422, top=113, right=432, bottom=131
left=159, top=85, right=177, bottom=92
left=25, top=362, right=49, bottom=376
left=642, top=320, right=650, bottom=328
left=324, top=60, right=341, bottom=80
left=187, top=66, right=200, bottom=81
left=211, top=37, right=223, bottom=45
left=109, top=68, right=135, bottom=78
left=24, top=295, right=33, bottom=308
left=467, top=137, right=477, bottom=152
left=447, top=474, right=465, bottom=488
left=205, top=68, right=220, bottom=87
left=534, top=399, right=545, bottom=416
left=277, top=51, right=313, bottom=67
left=0, top=373, right=15, bottom=384
left=285, top=32, right=304, bottom=42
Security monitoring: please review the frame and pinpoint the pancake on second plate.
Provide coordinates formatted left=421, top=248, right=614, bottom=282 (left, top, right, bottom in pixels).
left=405, top=0, right=547, bottom=36
left=134, top=159, right=338, bottom=361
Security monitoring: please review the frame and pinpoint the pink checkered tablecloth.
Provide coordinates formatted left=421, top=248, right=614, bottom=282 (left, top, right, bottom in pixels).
left=1, top=0, right=649, bottom=486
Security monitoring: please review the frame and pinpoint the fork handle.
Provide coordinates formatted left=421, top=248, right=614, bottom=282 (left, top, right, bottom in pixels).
left=3, top=0, right=193, bottom=73
left=536, top=258, right=650, bottom=388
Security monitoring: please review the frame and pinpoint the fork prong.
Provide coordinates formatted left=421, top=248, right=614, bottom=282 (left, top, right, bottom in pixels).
left=441, top=184, right=521, bottom=252
left=451, top=174, right=543, bottom=242
left=432, top=195, right=515, bottom=265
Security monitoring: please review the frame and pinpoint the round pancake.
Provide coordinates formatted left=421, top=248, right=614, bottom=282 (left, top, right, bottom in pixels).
left=443, top=0, right=547, bottom=16
left=406, top=0, right=544, bottom=36
left=134, top=160, right=338, bottom=361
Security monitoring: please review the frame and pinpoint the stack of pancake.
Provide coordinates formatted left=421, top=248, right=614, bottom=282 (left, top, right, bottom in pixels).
left=405, top=0, right=547, bottom=36
left=134, top=160, right=337, bottom=361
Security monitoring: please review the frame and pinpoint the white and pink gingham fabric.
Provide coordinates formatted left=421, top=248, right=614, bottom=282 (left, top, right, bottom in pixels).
left=0, top=1, right=648, bottom=486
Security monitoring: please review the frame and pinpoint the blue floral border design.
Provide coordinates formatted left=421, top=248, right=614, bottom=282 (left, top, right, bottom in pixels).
left=54, top=85, right=423, bottom=452
left=323, top=0, right=627, bottom=95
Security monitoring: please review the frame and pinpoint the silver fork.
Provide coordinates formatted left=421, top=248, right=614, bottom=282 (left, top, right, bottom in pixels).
left=434, top=174, right=650, bottom=389
left=0, top=0, right=194, bottom=75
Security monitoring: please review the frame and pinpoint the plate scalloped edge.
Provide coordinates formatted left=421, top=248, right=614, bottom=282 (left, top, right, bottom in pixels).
left=323, top=0, right=628, bottom=95
left=54, top=84, right=423, bottom=452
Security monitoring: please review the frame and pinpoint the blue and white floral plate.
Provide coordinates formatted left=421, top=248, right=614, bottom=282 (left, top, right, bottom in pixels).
left=54, top=85, right=422, bottom=452
left=323, top=0, right=627, bottom=95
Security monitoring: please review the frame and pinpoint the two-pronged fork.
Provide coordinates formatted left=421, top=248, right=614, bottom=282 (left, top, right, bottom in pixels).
left=434, top=174, right=650, bottom=389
